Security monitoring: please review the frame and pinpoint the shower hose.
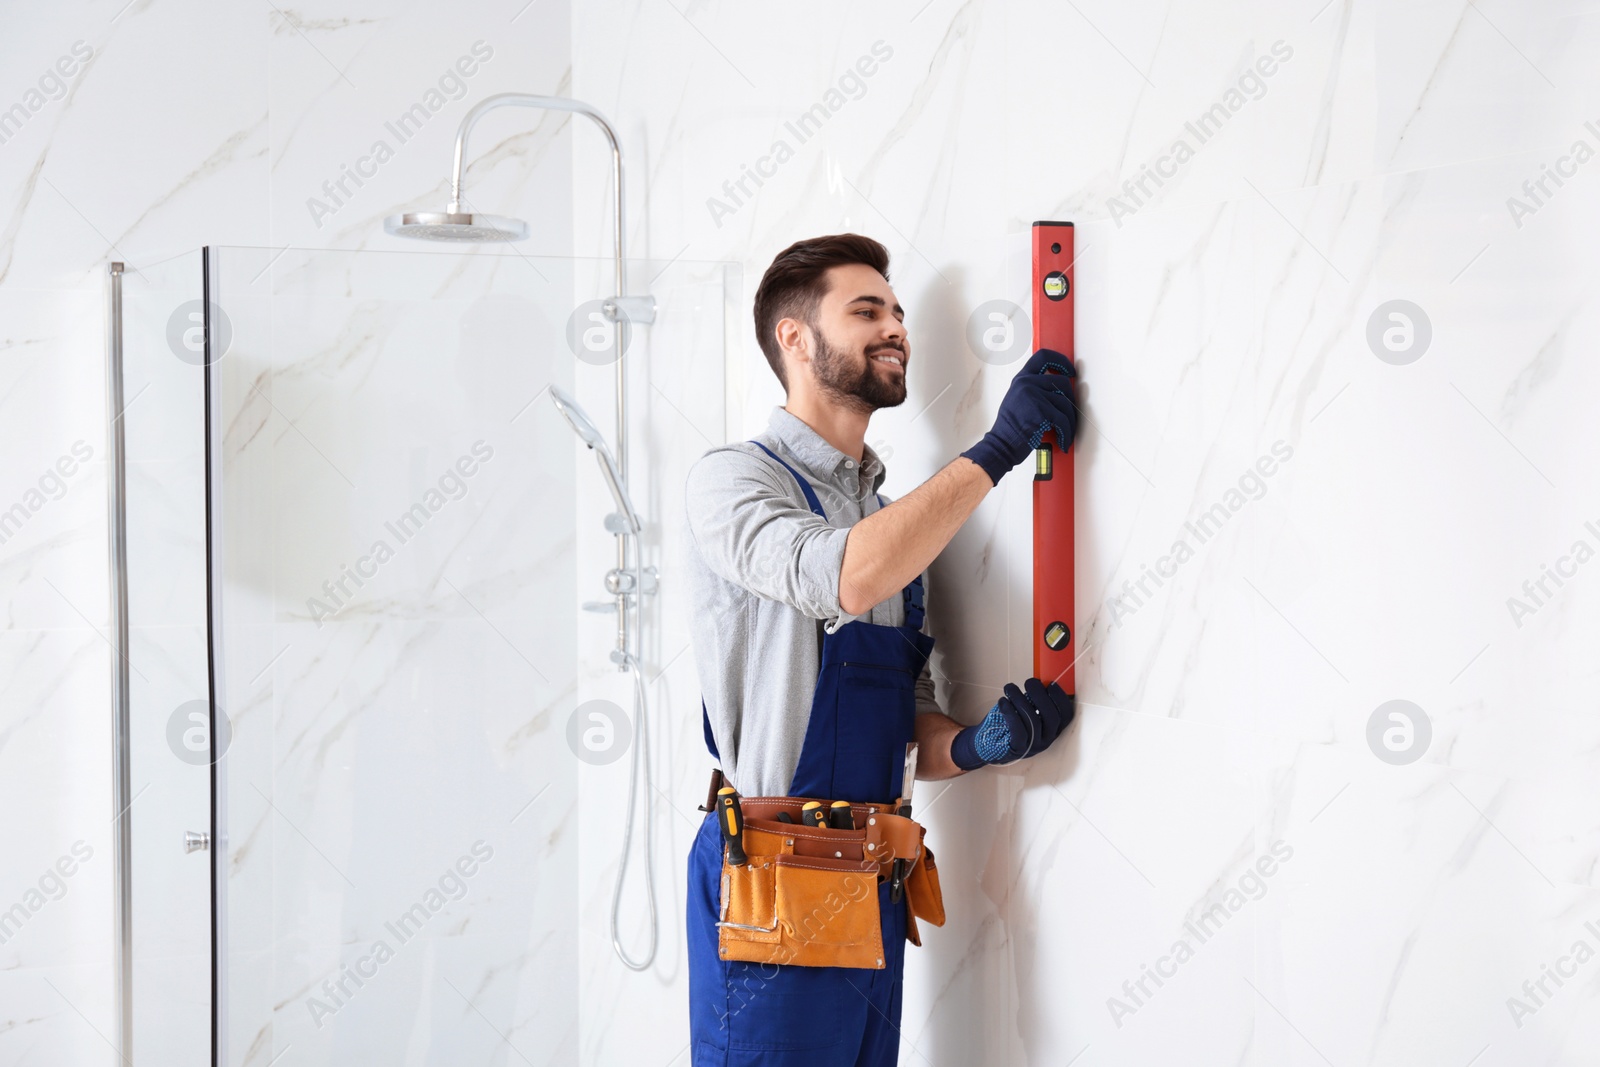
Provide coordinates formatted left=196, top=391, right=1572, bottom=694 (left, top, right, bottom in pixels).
left=611, top=643, right=657, bottom=970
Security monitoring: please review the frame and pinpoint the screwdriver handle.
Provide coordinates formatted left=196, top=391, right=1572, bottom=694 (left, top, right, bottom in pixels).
left=717, top=787, right=747, bottom=865
left=828, top=801, right=854, bottom=830
left=801, top=801, right=828, bottom=829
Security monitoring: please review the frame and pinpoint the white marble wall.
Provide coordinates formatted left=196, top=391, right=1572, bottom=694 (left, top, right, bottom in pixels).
left=0, top=2, right=588, bottom=1065
left=7, top=1, right=1600, bottom=1066
left=571, top=2, right=1600, bottom=1065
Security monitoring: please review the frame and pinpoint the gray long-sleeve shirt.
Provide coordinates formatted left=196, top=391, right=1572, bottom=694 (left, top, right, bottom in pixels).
left=684, top=406, right=939, bottom=797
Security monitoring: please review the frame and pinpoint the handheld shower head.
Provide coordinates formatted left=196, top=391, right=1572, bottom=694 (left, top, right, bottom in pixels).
left=550, top=385, right=640, bottom=534
left=550, top=384, right=607, bottom=451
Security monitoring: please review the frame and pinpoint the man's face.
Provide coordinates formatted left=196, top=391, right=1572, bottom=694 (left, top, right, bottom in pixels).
left=798, top=263, right=908, bottom=413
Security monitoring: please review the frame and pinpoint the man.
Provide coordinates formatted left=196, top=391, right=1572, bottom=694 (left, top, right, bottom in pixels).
left=683, top=233, right=1079, bottom=1066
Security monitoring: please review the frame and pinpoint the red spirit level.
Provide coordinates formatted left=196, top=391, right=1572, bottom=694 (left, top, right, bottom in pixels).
left=1032, top=221, right=1076, bottom=690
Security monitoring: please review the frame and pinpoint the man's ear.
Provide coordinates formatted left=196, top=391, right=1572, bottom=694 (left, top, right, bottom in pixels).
left=775, top=316, right=810, bottom=356
left=776, top=317, right=812, bottom=380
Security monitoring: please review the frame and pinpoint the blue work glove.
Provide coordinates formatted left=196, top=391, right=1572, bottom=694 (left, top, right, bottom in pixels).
left=950, top=678, right=1076, bottom=770
left=960, top=348, right=1079, bottom=486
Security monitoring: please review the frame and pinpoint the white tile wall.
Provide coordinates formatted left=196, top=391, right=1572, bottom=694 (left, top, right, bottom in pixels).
left=1, top=3, right=584, bottom=1065
left=570, top=2, right=1600, bottom=1066
left=5, top=1, right=1599, bottom=1065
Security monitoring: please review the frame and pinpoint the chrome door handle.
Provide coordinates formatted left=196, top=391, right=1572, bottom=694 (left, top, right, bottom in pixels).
left=183, top=830, right=210, bottom=853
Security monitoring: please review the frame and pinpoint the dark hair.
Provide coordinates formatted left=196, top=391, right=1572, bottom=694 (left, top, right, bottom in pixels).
left=752, top=234, right=891, bottom=390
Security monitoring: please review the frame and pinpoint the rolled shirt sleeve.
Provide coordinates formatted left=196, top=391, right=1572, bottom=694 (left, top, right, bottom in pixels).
left=685, top=448, right=855, bottom=626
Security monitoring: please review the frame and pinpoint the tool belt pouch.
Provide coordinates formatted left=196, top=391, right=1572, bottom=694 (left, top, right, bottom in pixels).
left=902, top=844, right=946, bottom=945
left=717, top=819, right=886, bottom=969
left=869, top=809, right=946, bottom=946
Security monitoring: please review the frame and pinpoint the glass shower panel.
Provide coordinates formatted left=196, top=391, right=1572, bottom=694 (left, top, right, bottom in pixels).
left=205, top=245, right=733, bottom=1066
left=211, top=245, right=588, bottom=1066
left=120, top=250, right=213, bottom=1067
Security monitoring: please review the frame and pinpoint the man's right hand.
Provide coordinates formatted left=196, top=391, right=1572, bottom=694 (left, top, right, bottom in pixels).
left=960, top=348, right=1078, bottom=486
left=837, top=354, right=1076, bottom=616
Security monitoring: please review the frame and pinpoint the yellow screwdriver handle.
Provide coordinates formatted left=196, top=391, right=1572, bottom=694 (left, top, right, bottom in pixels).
left=717, top=787, right=746, bottom=865
left=801, top=801, right=827, bottom=828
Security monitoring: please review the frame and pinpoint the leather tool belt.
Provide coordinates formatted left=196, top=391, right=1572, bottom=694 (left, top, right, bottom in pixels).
left=701, top=768, right=945, bottom=970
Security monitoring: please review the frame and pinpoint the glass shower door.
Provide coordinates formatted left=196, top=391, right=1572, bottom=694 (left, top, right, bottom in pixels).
left=207, top=244, right=580, bottom=1065
left=120, top=242, right=735, bottom=1064
left=196, top=243, right=732, bottom=1065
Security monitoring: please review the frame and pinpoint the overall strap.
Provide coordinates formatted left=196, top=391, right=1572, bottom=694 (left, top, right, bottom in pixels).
left=701, top=698, right=719, bottom=759
left=876, top=492, right=925, bottom=630
left=751, top=441, right=827, bottom=519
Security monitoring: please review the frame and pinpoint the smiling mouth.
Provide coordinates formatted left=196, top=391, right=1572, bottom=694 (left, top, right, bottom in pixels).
left=870, top=351, right=905, bottom=369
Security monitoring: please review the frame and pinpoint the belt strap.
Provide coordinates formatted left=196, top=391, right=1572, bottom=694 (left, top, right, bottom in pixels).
left=700, top=768, right=925, bottom=871
left=737, top=795, right=926, bottom=872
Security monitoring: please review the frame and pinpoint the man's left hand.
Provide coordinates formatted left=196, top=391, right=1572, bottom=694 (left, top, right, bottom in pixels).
left=949, top=677, right=1076, bottom=770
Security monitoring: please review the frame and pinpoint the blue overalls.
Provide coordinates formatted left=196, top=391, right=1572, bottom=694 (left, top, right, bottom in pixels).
left=688, top=442, right=935, bottom=1067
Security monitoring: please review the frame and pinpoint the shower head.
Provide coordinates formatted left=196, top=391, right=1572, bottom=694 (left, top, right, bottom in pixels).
left=550, top=384, right=607, bottom=451
left=383, top=210, right=529, bottom=243
left=550, top=385, right=640, bottom=535
left=385, top=93, right=614, bottom=250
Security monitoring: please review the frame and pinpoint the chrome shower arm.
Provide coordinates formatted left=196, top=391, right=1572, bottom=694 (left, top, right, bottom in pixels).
left=444, top=91, right=636, bottom=673
left=447, top=91, right=631, bottom=530
left=446, top=91, right=625, bottom=295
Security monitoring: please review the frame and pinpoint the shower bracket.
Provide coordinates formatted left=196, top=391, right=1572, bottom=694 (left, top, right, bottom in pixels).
left=606, top=565, right=658, bottom=598
left=602, top=294, right=657, bottom=325
left=582, top=566, right=659, bottom=613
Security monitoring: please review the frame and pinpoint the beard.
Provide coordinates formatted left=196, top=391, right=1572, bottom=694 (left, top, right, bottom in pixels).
left=811, top=328, right=907, bottom=412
